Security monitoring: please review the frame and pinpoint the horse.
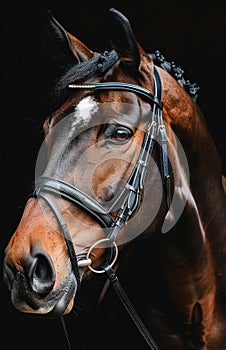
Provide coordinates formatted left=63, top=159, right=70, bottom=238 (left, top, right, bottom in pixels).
left=3, top=7, right=226, bottom=350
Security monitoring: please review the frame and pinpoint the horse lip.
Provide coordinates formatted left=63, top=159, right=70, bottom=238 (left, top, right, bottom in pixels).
left=45, top=273, right=77, bottom=318
left=10, top=271, right=77, bottom=317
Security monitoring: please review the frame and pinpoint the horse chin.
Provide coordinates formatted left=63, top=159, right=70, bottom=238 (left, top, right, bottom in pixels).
left=11, top=271, right=77, bottom=319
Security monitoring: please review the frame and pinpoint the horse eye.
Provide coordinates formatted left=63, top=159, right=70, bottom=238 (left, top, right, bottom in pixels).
left=105, top=125, right=132, bottom=144
left=113, top=128, right=131, bottom=141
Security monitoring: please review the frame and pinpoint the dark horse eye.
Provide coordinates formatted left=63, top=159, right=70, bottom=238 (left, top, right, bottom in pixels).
left=105, top=124, right=132, bottom=144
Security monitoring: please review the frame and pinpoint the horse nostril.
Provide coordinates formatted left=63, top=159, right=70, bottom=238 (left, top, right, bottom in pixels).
left=29, top=252, right=56, bottom=295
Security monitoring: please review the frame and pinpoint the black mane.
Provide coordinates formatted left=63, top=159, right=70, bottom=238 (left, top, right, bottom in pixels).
left=48, top=48, right=200, bottom=114
left=50, top=50, right=119, bottom=109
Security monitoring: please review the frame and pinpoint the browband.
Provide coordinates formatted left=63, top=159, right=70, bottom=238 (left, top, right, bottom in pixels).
left=68, top=81, right=163, bottom=109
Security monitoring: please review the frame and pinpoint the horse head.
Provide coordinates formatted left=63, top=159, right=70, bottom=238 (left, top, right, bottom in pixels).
left=3, top=8, right=226, bottom=349
left=3, top=8, right=168, bottom=317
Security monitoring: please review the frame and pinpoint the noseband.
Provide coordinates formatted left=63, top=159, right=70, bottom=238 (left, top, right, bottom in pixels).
left=32, top=66, right=170, bottom=350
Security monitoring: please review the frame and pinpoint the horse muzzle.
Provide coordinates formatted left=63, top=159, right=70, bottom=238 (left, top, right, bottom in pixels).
left=3, top=249, right=77, bottom=318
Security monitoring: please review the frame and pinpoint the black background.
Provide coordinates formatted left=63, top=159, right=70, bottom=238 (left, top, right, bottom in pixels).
left=1, top=1, right=226, bottom=349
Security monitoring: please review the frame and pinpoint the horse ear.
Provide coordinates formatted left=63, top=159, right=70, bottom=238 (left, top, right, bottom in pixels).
left=108, top=8, right=140, bottom=75
left=43, top=10, right=93, bottom=72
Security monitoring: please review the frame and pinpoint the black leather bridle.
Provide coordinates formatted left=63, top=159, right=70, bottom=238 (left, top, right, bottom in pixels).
left=32, top=66, right=170, bottom=349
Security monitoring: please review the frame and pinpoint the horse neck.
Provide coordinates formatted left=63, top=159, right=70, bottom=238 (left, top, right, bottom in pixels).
left=187, top=110, right=226, bottom=246
left=162, top=66, right=226, bottom=228
left=164, top=71, right=226, bottom=269
left=150, top=75, right=226, bottom=344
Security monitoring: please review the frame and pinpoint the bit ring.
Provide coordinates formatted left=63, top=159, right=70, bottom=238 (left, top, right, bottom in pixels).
left=86, top=238, right=118, bottom=274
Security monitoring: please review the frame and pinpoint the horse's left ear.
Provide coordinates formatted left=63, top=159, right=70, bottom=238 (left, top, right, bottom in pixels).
left=108, top=8, right=140, bottom=75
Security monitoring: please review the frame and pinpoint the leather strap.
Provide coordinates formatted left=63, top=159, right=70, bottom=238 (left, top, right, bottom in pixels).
left=37, top=192, right=81, bottom=290
left=34, top=177, right=113, bottom=228
left=154, top=67, right=171, bottom=209
left=68, top=81, right=163, bottom=109
left=104, top=265, right=159, bottom=349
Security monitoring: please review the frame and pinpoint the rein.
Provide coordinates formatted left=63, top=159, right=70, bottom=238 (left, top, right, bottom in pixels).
left=32, top=66, right=169, bottom=349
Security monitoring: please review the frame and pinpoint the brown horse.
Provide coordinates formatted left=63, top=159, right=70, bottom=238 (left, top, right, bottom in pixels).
left=3, top=8, right=226, bottom=350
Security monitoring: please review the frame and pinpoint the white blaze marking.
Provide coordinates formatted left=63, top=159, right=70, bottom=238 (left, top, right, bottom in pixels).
left=69, top=96, right=98, bottom=138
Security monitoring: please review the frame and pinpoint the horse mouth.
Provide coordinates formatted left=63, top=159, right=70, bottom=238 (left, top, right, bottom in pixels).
left=10, top=271, right=77, bottom=318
